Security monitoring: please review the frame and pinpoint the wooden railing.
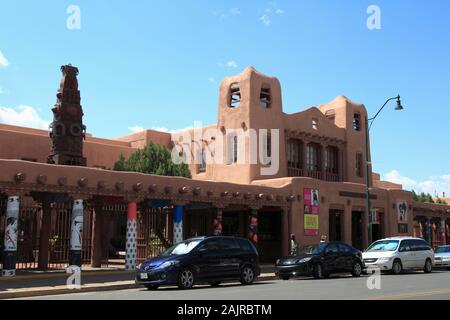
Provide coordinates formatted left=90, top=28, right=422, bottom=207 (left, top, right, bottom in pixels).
left=287, top=167, right=304, bottom=177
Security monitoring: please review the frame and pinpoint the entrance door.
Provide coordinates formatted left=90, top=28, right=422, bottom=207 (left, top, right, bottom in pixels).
left=222, top=213, right=242, bottom=237
left=352, top=211, right=363, bottom=250
left=329, top=210, right=342, bottom=242
left=371, top=213, right=383, bottom=244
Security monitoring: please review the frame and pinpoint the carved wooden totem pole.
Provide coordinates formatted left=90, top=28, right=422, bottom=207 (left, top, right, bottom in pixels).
left=47, top=65, right=87, bottom=166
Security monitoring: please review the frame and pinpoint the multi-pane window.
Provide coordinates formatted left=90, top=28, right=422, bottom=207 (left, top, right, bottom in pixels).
left=312, top=118, right=318, bottom=130
left=306, top=143, right=321, bottom=172
left=325, top=147, right=339, bottom=174
left=260, top=87, right=271, bottom=108
left=230, top=83, right=241, bottom=108
left=353, top=113, right=361, bottom=131
left=287, top=140, right=302, bottom=169
left=227, top=135, right=238, bottom=164
left=198, top=148, right=207, bottom=172
left=356, top=152, right=363, bottom=177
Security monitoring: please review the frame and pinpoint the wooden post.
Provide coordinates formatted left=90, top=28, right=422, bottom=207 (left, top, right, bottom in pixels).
left=38, top=199, right=52, bottom=270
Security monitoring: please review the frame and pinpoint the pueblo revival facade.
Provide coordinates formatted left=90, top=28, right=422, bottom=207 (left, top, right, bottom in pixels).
left=1, top=66, right=449, bottom=275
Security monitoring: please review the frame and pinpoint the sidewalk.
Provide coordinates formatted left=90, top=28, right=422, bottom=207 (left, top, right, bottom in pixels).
left=0, top=265, right=277, bottom=299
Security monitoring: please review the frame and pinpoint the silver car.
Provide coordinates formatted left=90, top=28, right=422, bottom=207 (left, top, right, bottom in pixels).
left=434, top=245, right=450, bottom=269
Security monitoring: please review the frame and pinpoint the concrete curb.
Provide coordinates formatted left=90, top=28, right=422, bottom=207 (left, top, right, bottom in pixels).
left=0, top=274, right=278, bottom=300
left=0, top=270, right=134, bottom=282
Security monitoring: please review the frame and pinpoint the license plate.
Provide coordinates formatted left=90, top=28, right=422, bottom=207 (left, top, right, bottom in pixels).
left=140, top=273, right=148, bottom=279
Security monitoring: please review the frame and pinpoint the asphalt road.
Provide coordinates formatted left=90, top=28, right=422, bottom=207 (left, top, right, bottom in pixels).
left=15, top=270, right=450, bottom=300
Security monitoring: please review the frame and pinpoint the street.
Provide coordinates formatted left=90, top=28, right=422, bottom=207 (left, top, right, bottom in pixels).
left=15, top=270, right=450, bottom=300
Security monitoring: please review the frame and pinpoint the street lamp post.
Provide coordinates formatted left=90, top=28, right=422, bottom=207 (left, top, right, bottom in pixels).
left=365, top=95, right=403, bottom=247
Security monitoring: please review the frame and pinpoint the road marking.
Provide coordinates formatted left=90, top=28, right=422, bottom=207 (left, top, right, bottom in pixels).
left=367, top=288, right=450, bottom=300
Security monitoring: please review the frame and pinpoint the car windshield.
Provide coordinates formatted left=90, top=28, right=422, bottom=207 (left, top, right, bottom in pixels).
left=366, top=240, right=399, bottom=252
left=160, top=240, right=202, bottom=256
left=299, top=243, right=327, bottom=255
left=435, top=246, right=450, bottom=253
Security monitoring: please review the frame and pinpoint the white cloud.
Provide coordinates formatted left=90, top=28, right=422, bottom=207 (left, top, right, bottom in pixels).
left=0, top=87, right=4, bottom=94
left=260, top=14, right=271, bottom=26
left=275, top=9, right=284, bottom=15
left=383, top=170, right=450, bottom=197
left=151, top=126, right=194, bottom=134
left=0, top=51, right=9, bottom=67
left=208, top=77, right=216, bottom=83
left=0, top=105, right=50, bottom=129
left=128, top=125, right=145, bottom=133
left=230, top=8, right=240, bottom=15
left=225, top=60, right=238, bottom=68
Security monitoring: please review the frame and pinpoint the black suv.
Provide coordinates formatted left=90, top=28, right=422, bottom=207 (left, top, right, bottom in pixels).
left=136, top=236, right=261, bottom=290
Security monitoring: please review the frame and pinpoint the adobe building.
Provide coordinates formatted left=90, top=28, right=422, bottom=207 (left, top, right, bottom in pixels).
left=1, top=65, right=449, bottom=274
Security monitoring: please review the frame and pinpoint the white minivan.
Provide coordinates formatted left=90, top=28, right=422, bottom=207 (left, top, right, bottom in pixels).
left=362, top=237, right=434, bottom=274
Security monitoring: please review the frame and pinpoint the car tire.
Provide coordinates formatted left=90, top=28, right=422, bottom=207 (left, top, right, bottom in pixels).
left=312, top=263, right=324, bottom=279
left=351, top=261, right=363, bottom=277
left=280, top=276, right=290, bottom=281
left=392, top=259, right=403, bottom=275
left=424, top=259, right=433, bottom=273
left=145, top=284, right=159, bottom=290
left=209, top=281, right=221, bottom=287
left=240, top=265, right=255, bottom=285
left=178, top=268, right=195, bottom=290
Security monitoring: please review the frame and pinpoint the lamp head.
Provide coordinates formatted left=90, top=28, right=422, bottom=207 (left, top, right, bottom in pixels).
left=395, top=95, right=403, bottom=111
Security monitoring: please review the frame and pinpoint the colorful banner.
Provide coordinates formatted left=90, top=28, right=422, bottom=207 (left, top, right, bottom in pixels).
left=369, top=209, right=380, bottom=224
left=397, top=201, right=408, bottom=222
left=304, top=188, right=319, bottom=236
left=304, top=214, right=319, bottom=236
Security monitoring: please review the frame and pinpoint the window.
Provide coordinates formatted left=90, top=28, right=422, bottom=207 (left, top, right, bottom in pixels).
left=229, top=83, right=241, bottom=108
left=202, top=239, right=221, bottom=252
left=356, top=152, right=363, bottom=178
left=228, top=135, right=238, bottom=164
left=219, top=238, right=240, bottom=250
left=306, top=143, right=321, bottom=173
left=399, top=240, right=412, bottom=252
left=398, top=224, right=409, bottom=234
left=287, top=140, right=303, bottom=174
left=338, top=243, right=351, bottom=253
left=312, top=118, right=318, bottom=130
left=198, top=148, right=206, bottom=172
left=262, top=134, right=271, bottom=165
left=353, top=113, right=361, bottom=131
left=260, top=87, right=271, bottom=108
left=325, top=147, right=339, bottom=174
left=325, top=243, right=339, bottom=254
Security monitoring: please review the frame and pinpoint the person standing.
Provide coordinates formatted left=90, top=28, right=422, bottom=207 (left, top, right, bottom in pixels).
left=320, top=235, right=328, bottom=243
left=290, top=234, right=299, bottom=256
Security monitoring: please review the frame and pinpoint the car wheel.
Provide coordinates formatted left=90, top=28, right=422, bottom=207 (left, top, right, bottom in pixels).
left=280, top=276, right=290, bottom=281
left=312, top=263, right=324, bottom=279
left=145, top=284, right=159, bottom=290
left=178, top=268, right=195, bottom=290
left=392, top=260, right=403, bottom=275
left=209, top=281, right=221, bottom=287
left=424, top=259, right=433, bottom=273
left=351, top=262, right=363, bottom=277
left=240, top=265, right=255, bottom=285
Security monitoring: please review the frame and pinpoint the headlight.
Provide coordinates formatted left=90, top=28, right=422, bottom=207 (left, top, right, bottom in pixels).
left=276, top=259, right=280, bottom=265
left=158, top=260, right=180, bottom=269
left=297, top=257, right=312, bottom=263
left=378, top=257, right=392, bottom=262
left=443, top=257, right=450, bottom=261
left=136, top=263, right=142, bottom=270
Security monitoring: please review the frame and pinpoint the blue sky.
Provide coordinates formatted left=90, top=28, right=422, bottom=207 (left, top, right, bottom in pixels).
left=1, top=0, right=449, bottom=195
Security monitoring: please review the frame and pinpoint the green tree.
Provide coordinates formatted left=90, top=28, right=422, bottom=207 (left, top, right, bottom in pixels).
left=114, top=142, right=191, bottom=178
